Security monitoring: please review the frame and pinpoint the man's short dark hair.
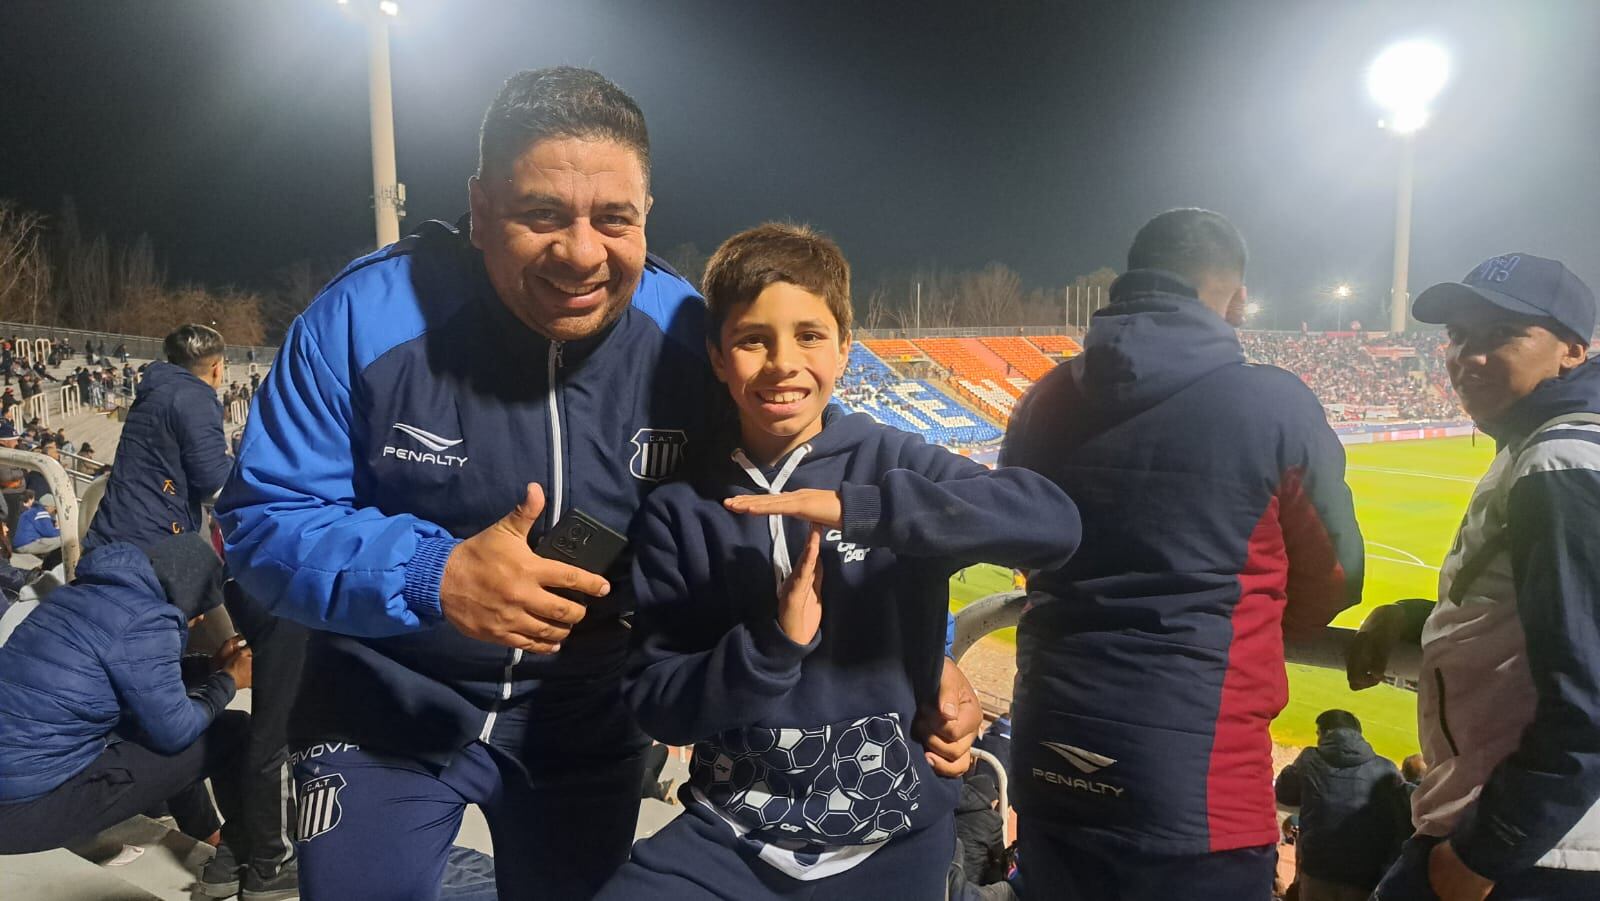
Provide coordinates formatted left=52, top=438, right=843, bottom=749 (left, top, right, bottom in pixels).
left=1315, top=709, right=1362, bottom=734
left=164, top=324, right=224, bottom=372
left=1126, top=208, right=1248, bottom=287
left=478, top=67, right=650, bottom=185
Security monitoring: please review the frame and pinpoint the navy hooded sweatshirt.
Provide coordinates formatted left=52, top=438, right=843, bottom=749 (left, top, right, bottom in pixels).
left=625, top=407, right=1080, bottom=878
left=86, top=361, right=232, bottom=550
left=1001, top=270, right=1364, bottom=855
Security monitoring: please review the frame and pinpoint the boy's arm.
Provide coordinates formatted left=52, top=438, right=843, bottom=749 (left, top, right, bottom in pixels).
left=1279, top=393, right=1365, bottom=638
left=1449, top=466, right=1600, bottom=881
left=838, top=436, right=1081, bottom=572
left=622, top=502, right=819, bottom=747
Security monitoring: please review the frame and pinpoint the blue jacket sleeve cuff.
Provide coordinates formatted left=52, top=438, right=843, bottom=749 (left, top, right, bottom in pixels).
left=404, top=536, right=461, bottom=621
left=840, top=482, right=883, bottom=545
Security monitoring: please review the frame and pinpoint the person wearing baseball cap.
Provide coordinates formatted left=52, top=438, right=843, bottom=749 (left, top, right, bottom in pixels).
left=1349, top=253, right=1600, bottom=900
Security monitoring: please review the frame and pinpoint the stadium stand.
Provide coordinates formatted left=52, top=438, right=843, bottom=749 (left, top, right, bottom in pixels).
left=1239, top=331, right=1462, bottom=422
left=909, top=337, right=1024, bottom=421
left=835, top=345, right=1003, bottom=445
left=1027, top=334, right=1083, bottom=357
left=980, top=336, right=1056, bottom=381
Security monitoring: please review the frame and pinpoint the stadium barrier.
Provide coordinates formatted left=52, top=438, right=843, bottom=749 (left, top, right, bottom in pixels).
left=950, top=591, right=1423, bottom=687
left=1336, top=421, right=1476, bottom=445
left=57, top=383, right=80, bottom=418
left=0, top=448, right=83, bottom=580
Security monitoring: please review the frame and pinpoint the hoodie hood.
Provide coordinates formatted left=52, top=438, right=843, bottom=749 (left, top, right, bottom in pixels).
left=1316, top=727, right=1376, bottom=768
left=1072, top=269, right=1245, bottom=420
left=135, top=360, right=210, bottom=401
left=1483, top=357, right=1600, bottom=446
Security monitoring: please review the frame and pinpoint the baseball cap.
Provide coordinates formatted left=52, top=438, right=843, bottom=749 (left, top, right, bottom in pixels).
left=1414, top=253, right=1595, bottom=341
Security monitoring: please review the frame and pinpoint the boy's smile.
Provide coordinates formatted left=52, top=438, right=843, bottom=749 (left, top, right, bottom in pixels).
left=710, top=282, right=849, bottom=465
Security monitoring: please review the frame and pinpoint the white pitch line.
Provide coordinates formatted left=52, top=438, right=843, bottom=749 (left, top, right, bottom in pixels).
left=1369, top=553, right=1441, bottom=571
left=1349, top=465, right=1478, bottom=484
left=1367, top=541, right=1428, bottom=566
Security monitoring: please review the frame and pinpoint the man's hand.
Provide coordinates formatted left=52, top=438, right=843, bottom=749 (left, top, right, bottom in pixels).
left=1429, top=840, right=1495, bottom=901
left=218, top=640, right=253, bottom=691
left=777, top=527, right=824, bottom=645
left=724, top=490, right=842, bottom=530
left=914, top=657, right=982, bottom=777
left=438, top=483, right=607, bottom=654
left=1347, top=603, right=1406, bottom=690
left=213, top=634, right=248, bottom=669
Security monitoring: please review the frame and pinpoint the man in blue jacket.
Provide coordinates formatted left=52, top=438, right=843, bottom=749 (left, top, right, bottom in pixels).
left=1001, top=208, right=1365, bottom=900
left=216, top=68, right=984, bottom=901
left=1275, top=710, right=1407, bottom=900
left=0, top=535, right=253, bottom=855
left=12, top=491, right=60, bottom=562
left=86, top=323, right=232, bottom=550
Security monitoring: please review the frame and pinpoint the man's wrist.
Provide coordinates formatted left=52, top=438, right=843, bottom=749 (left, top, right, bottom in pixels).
left=404, top=536, right=462, bottom=621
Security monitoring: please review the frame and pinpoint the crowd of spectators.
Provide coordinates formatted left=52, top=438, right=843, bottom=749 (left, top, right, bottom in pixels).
left=1239, top=332, right=1462, bottom=423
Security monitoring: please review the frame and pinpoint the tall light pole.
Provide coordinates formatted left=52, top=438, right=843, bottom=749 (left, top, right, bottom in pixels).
left=1332, top=282, right=1353, bottom=331
left=1367, top=40, right=1449, bottom=334
left=342, top=0, right=406, bottom=248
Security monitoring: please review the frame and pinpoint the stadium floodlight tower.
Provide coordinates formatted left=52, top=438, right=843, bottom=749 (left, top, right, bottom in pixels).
left=1367, top=39, right=1449, bottom=334
left=1332, top=282, right=1354, bottom=330
left=339, top=0, right=406, bottom=248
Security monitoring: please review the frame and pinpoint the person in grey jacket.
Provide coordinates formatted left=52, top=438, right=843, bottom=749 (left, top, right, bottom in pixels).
left=1349, top=253, right=1600, bottom=901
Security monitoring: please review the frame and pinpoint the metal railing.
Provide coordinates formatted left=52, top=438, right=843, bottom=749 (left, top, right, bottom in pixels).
left=951, top=591, right=1423, bottom=688
left=58, top=383, right=81, bottom=418
left=0, top=449, right=83, bottom=579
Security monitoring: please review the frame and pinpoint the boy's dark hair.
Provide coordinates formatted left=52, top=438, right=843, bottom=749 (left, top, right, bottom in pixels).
left=478, top=67, right=650, bottom=185
left=1315, top=709, right=1362, bottom=734
left=701, top=223, right=853, bottom=341
left=164, top=324, right=224, bottom=372
left=1126, top=208, right=1248, bottom=288
left=20, top=489, right=34, bottom=504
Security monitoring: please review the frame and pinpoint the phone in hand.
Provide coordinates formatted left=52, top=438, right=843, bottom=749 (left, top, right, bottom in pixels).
left=531, top=509, right=628, bottom=602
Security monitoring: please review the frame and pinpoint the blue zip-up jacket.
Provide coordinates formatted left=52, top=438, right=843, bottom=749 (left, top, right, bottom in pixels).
left=85, top=361, right=231, bottom=550
left=1000, top=270, right=1364, bottom=855
left=625, top=408, right=1080, bottom=877
left=14, top=504, right=58, bottom=548
left=0, top=544, right=236, bottom=802
left=214, top=220, right=715, bottom=762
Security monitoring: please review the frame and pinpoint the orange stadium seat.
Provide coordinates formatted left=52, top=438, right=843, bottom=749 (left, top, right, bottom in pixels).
left=980, top=337, right=1057, bottom=381
left=1028, top=335, right=1083, bottom=356
left=861, top=339, right=924, bottom=362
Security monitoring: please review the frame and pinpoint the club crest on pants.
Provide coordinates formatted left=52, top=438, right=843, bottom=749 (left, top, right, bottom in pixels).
left=297, top=772, right=347, bottom=842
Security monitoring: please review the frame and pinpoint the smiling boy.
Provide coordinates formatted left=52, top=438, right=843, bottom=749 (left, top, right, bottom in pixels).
left=596, top=223, right=1081, bottom=900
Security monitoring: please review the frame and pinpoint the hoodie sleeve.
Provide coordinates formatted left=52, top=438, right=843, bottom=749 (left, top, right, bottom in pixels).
left=1274, top=747, right=1313, bottom=806
left=215, top=313, right=458, bottom=637
left=838, top=432, right=1081, bottom=573
left=103, top=605, right=235, bottom=754
left=174, top=387, right=234, bottom=500
left=1278, top=387, right=1365, bottom=638
left=622, top=499, right=819, bottom=746
left=1450, top=459, right=1600, bottom=880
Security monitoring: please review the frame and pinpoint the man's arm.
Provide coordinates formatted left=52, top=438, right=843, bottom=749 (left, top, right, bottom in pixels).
left=1279, top=393, right=1365, bottom=638
left=174, top=391, right=234, bottom=499
left=1274, top=749, right=1309, bottom=805
left=622, top=503, right=818, bottom=746
left=103, top=606, right=235, bottom=754
left=215, top=315, right=458, bottom=637
left=1448, top=465, right=1600, bottom=880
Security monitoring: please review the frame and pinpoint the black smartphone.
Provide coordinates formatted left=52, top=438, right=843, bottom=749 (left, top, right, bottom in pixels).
left=531, top=509, right=628, bottom=602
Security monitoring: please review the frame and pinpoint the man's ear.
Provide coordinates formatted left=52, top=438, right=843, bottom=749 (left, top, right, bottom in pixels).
left=1559, top=335, right=1590, bottom=374
left=467, top=175, right=489, bottom=251
left=1223, top=284, right=1248, bottom=327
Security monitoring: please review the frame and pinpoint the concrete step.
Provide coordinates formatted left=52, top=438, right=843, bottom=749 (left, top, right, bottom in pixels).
left=0, top=848, right=163, bottom=901
left=66, top=815, right=215, bottom=901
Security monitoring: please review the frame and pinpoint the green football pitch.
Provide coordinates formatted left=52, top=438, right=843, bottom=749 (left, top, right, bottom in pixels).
left=949, top=434, right=1496, bottom=763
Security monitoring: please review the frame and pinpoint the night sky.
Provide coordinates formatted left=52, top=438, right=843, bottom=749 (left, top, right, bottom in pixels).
left=3, top=0, right=1597, bottom=328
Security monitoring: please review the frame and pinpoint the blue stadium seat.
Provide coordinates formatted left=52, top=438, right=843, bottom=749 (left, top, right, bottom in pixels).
left=833, top=346, right=1001, bottom=445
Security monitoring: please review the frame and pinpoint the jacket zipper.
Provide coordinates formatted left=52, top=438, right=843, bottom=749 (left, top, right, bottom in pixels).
left=478, top=339, right=565, bottom=745
left=1433, top=668, right=1461, bottom=757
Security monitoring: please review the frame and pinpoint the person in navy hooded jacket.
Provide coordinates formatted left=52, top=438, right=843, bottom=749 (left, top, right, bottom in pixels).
left=1001, top=209, right=1365, bottom=900
left=596, top=224, right=1081, bottom=900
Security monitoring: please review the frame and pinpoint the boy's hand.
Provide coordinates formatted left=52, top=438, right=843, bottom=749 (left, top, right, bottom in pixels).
left=777, top=526, right=825, bottom=645
left=724, top=490, right=842, bottom=529
left=914, top=658, right=982, bottom=777
left=1429, top=840, right=1494, bottom=901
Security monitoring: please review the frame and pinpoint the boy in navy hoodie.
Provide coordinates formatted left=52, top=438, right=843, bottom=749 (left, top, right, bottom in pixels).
left=596, top=223, right=1081, bottom=900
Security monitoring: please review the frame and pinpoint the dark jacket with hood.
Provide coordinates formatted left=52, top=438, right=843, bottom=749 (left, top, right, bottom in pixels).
left=1275, top=727, right=1405, bottom=888
left=625, top=407, right=1080, bottom=878
left=0, top=539, right=234, bottom=802
left=1001, top=269, right=1365, bottom=855
left=86, top=361, right=232, bottom=550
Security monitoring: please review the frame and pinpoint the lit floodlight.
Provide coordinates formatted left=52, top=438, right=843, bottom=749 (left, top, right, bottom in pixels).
left=1334, top=284, right=1353, bottom=299
left=379, top=0, right=400, bottom=15
left=1367, top=40, right=1449, bottom=134
left=1243, top=301, right=1262, bottom=320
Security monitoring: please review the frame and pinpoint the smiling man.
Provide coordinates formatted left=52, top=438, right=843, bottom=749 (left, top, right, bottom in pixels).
left=216, top=68, right=981, bottom=901
left=1348, top=253, right=1600, bottom=901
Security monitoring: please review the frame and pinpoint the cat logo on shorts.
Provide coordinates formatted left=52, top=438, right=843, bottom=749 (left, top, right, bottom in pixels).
left=297, top=772, right=347, bottom=841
